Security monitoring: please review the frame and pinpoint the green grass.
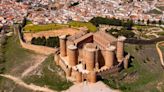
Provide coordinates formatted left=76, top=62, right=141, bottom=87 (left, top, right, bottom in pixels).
left=26, top=20, right=33, bottom=25
left=134, top=25, right=149, bottom=29
left=157, top=6, right=164, bottom=11
left=103, top=44, right=164, bottom=92
left=157, top=32, right=164, bottom=36
left=24, top=23, right=68, bottom=32
left=146, top=9, right=163, bottom=14
left=0, top=35, right=38, bottom=90
left=0, top=35, right=72, bottom=91
left=24, top=21, right=97, bottom=32
left=3, top=35, right=36, bottom=74
left=68, top=21, right=97, bottom=32
left=159, top=45, right=164, bottom=50
left=23, top=55, right=73, bottom=91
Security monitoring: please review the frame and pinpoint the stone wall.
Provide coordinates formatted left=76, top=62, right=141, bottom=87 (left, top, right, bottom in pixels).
left=20, top=39, right=55, bottom=55
left=18, top=28, right=55, bottom=55
left=24, top=28, right=81, bottom=42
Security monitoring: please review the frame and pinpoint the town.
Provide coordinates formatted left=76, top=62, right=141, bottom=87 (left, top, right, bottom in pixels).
left=0, top=0, right=164, bottom=26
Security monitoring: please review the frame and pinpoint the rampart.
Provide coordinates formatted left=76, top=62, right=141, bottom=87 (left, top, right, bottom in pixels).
left=17, top=27, right=55, bottom=55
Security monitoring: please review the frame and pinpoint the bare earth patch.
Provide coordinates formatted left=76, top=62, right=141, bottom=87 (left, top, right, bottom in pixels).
left=10, top=54, right=46, bottom=77
left=63, top=81, right=120, bottom=92
left=21, top=55, right=47, bottom=78
left=0, top=74, right=56, bottom=92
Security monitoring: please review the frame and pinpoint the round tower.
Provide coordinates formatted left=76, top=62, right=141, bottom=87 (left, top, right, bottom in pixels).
left=84, top=43, right=98, bottom=71
left=124, top=59, right=129, bottom=69
left=54, top=53, right=59, bottom=65
left=105, top=45, right=116, bottom=68
left=88, top=71, right=96, bottom=83
left=116, top=36, right=126, bottom=62
left=67, top=45, right=78, bottom=66
left=76, top=70, right=82, bottom=83
left=59, top=35, right=67, bottom=57
left=65, top=66, right=72, bottom=77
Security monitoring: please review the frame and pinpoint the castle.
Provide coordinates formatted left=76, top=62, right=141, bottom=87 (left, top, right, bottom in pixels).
left=54, top=30, right=128, bottom=83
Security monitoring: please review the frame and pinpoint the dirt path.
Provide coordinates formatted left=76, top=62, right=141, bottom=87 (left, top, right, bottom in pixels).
left=8, top=54, right=47, bottom=77
left=63, top=81, right=120, bottom=92
left=156, top=41, right=164, bottom=67
left=0, top=74, right=56, bottom=92
left=21, top=55, right=47, bottom=78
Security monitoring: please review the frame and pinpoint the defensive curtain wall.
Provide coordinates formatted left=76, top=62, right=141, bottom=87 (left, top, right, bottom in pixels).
left=23, top=28, right=82, bottom=42
left=16, top=25, right=82, bottom=55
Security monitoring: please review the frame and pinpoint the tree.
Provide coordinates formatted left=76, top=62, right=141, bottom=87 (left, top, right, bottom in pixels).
left=31, top=36, right=59, bottom=48
left=41, top=36, right=46, bottom=46
left=0, top=34, right=7, bottom=45
left=31, top=37, right=36, bottom=44
left=122, top=20, right=134, bottom=30
left=138, top=19, right=141, bottom=24
left=22, top=17, right=27, bottom=27
left=46, top=37, right=59, bottom=47
left=159, top=20, right=162, bottom=25
left=151, top=20, right=156, bottom=24
left=89, top=17, right=122, bottom=27
left=0, top=52, right=5, bottom=63
left=147, top=19, right=150, bottom=25
left=36, top=37, right=43, bottom=45
left=142, top=20, right=144, bottom=24
left=16, top=0, right=23, bottom=2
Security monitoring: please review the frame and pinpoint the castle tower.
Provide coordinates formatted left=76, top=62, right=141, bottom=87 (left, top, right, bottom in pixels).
left=84, top=43, right=98, bottom=71
left=105, top=45, right=116, bottom=68
left=76, top=70, right=82, bottom=83
left=116, top=36, right=126, bottom=62
left=67, top=45, right=78, bottom=66
left=54, top=53, right=59, bottom=65
left=59, top=35, right=67, bottom=57
left=66, top=66, right=72, bottom=77
left=87, top=71, right=96, bottom=83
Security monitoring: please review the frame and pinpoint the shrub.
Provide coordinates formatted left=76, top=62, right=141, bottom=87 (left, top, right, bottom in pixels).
left=107, top=28, right=135, bottom=38
left=46, top=37, right=59, bottom=47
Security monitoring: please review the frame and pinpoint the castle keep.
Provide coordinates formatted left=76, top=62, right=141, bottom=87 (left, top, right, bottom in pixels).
left=54, top=30, right=127, bottom=83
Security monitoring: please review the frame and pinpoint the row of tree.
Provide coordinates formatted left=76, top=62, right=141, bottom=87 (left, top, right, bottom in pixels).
left=31, top=36, right=59, bottom=48
left=145, top=19, right=163, bottom=25
left=0, top=32, right=7, bottom=74
left=137, top=19, right=163, bottom=25
left=0, top=33, right=7, bottom=63
left=89, top=17, right=134, bottom=30
left=90, top=17, right=164, bottom=29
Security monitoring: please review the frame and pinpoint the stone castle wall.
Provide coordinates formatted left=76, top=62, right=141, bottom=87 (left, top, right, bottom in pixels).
left=18, top=28, right=56, bottom=55
left=20, top=39, right=55, bottom=55
left=24, top=28, right=81, bottom=42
